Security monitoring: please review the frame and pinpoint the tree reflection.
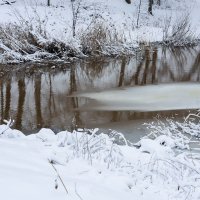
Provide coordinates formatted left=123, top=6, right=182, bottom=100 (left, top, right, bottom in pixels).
left=142, top=48, right=150, bottom=85
left=187, top=52, right=200, bottom=81
left=15, top=78, right=26, bottom=130
left=79, top=58, right=107, bottom=81
left=4, top=80, right=11, bottom=120
left=151, top=48, right=157, bottom=83
left=0, top=79, right=4, bottom=124
left=34, top=74, right=43, bottom=129
left=112, top=57, right=130, bottom=122
left=134, top=54, right=145, bottom=85
left=69, top=65, right=82, bottom=131
left=132, top=47, right=158, bottom=85
left=131, top=46, right=200, bottom=85
left=118, top=57, right=127, bottom=87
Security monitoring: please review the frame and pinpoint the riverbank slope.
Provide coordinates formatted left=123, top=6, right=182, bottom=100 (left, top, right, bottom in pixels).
left=0, top=0, right=199, bottom=63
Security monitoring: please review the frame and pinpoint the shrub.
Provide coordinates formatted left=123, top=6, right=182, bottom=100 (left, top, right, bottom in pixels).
left=163, top=14, right=197, bottom=46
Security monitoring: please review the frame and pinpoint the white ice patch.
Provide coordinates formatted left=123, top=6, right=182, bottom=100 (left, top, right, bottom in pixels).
left=76, top=83, right=200, bottom=111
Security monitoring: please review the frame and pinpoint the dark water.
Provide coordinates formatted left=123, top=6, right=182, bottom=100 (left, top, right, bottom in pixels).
left=0, top=45, right=200, bottom=139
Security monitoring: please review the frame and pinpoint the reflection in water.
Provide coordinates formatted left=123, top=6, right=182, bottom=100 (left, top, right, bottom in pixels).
left=0, top=45, right=199, bottom=134
left=35, top=75, right=43, bottom=129
left=4, top=80, right=11, bottom=120
left=118, top=57, right=127, bottom=87
left=151, top=47, right=157, bottom=83
left=70, top=64, right=82, bottom=131
left=15, top=79, right=26, bottom=130
left=0, top=79, right=4, bottom=124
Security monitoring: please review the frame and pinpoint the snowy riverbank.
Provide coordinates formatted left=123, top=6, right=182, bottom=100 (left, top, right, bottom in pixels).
left=0, top=0, right=200, bottom=63
left=0, top=118, right=200, bottom=200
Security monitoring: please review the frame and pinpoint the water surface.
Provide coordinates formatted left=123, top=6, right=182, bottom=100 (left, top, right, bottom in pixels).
left=0, top=45, right=200, bottom=143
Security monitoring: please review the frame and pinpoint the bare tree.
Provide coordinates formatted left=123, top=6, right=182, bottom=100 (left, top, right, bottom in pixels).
left=71, top=0, right=82, bottom=37
left=148, top=0, right=153, bottom=15
left=136, top=0, right=142, bottom=27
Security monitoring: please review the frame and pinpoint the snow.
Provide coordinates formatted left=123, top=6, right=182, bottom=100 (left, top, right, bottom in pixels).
left=0, top=0, right=200, bottom=62
left=135, top=138, right=174, bottom=157
left=0, top=122, right=200, bottom=200
left=0, top=1, right=200, bottom=199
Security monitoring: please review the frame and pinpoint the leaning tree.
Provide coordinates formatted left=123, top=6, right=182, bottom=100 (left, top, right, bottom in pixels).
left=125, top=0, right=131, bottom=4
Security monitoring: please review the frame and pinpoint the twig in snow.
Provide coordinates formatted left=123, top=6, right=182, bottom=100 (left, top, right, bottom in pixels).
left=0, top=118, right=14, bottom=135
left=75, top=183, right=84, bottom=200
left=48, top=159, right=69, bottom=195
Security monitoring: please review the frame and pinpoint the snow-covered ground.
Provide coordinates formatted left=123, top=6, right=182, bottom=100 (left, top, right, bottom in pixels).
left=0, top=0, right=200, bottom=63
left=0, top=118, right=200, bottom=200
left=0, top=0, right=198, bottom=41
left=1, top=2, right=200, bottom=199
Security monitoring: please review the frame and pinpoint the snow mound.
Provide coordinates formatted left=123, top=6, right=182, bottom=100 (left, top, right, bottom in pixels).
left=0, top=125, right=200, bottom=200
left=0, top=124, right=24, bottom=138
left=35, top=128, right=57, bottom=142
left=136, top=138, right=174, bottom=158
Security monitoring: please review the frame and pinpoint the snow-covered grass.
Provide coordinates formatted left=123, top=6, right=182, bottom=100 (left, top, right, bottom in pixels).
left=0, top=116, right=200, bottom=200
left=0, top=0, right=199, bottom=63
left=144, top=111, right=200, bottom=150
left=162, top=14, right=198, bottom=46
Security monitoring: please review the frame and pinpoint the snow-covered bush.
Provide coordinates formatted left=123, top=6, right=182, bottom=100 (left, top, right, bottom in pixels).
left=0, top=23, right=40, bottom=54
left=0, top=22, right=82, bottom=63
left=0, top=20, right=135, bottom=63
left=144, top=118, right=190, bottom=150
left=143, top=111, right=200, bottom=152
left=80, top=21, right=135, bottom=56
left=163, top=14, right=197, bottom=46
left=54, top=128, right=125, bottom=168
left=80, top=21, right=111, bottom=55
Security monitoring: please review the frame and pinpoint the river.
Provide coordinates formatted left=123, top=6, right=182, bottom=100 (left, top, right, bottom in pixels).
left=0, top=45, right=200, bottom=144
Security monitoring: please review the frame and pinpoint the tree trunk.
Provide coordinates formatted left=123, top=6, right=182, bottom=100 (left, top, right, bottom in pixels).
left=47, top=0, right=50, bottom=6
left=136, top=0, right=142, bottom=27
left=157, top=0, right=161, bottom=6
left=125, top=0, right=131, bottom=4
left=148, top=0, right=153, bottom=15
